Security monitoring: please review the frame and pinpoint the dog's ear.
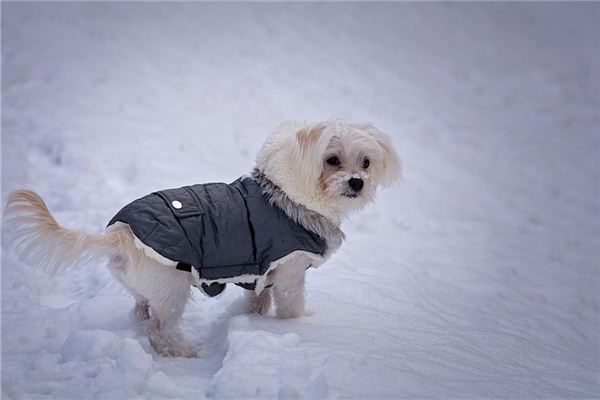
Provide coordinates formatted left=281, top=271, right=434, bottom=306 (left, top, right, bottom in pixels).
left=292, top=122, right=332, bottom=187
left=296, top=122, right=329, bottom=154
left=358, top=124, right=401, bottom=187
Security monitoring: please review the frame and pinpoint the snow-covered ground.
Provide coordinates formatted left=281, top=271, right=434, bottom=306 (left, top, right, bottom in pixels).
left=2, top=2, right=599, bottom=398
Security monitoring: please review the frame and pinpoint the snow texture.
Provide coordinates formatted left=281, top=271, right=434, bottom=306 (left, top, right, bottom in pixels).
left=2, top=2, right=599, bottom=399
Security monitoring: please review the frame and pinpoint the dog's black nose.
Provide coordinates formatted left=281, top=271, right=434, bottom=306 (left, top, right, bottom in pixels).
left=348, top=177, right=364, bottom=192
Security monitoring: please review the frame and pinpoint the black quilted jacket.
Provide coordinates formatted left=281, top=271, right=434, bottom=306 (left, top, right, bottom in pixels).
left=107, top=177, right=327, bottom=296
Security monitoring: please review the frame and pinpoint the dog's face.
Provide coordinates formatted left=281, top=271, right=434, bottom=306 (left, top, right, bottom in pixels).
left=257, top=121, right=400, bottom=222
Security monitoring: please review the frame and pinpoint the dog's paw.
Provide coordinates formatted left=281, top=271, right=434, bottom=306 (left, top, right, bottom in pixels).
left=247, top=300, right=271, bottom=315
left=275, top=307, right=305, bottom=319
left=245, top=289, right=272, bottom=315
left=152, top=341, right=200, bottom=358
left=149, top=334, right=200, bottom=358
left=303, top=308, right=315, bottom=317
left=258, top=304, right=271, bottom=315
left=171, top=343, right=200, bottom=358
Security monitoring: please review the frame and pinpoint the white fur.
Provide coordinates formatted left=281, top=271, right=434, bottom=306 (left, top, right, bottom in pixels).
left=3, top=121, right=400, bottom=358
left=256, top=121, right=400, bottom=224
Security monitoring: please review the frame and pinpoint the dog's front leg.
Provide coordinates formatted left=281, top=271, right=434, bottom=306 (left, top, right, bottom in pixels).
left=271, top=256, right=309, bottom=319
left=245, top=288, right=272, bottom=315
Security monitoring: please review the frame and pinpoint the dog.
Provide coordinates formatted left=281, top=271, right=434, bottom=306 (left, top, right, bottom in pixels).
left=4, top=121, right=400, bottom=357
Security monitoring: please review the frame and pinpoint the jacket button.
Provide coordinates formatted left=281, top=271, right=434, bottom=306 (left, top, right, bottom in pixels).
left=171, top=200, right=182, bottom=209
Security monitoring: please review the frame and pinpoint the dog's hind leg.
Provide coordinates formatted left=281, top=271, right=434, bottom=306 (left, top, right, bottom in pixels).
left=143, top=267, right=198, bottom=358
left=106, top=254, right=150, bottom=323
left=105, top=234, right=197, bottom=357
left=146, top=288, right=197, bottom=358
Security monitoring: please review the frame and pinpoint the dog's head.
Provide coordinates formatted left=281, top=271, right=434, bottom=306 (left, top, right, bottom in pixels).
left=256, top=121, right=400, bottom=223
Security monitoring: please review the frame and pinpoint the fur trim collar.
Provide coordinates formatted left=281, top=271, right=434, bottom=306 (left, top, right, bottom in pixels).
left=251, top=168, right=345, bottom=252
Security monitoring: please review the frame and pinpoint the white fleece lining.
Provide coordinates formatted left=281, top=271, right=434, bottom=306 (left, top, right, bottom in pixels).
left=133, top=236, right=178, bottom=266
left=113, top=223, right=324, bottom=296
left=191, top=249, right=324, bottom=295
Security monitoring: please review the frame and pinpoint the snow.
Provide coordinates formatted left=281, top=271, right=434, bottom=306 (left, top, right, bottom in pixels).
left=2, top=2, right=599, bottom=398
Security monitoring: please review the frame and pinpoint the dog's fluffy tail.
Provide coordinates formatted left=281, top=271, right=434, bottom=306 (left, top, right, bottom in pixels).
left=3, top=190, right=128, bottom=274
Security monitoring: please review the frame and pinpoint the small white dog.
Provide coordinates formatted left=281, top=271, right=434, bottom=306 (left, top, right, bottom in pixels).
left=4, top=121, right=400, bottom=357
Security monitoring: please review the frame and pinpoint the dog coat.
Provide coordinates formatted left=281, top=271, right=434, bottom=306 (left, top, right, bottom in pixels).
left=107, top=177, right=327, bottom=297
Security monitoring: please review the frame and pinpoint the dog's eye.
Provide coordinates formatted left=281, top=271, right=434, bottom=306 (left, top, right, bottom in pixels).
left=326, top=156, right=340, bottom=166
left=362, top=159, right=370, bottom=169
